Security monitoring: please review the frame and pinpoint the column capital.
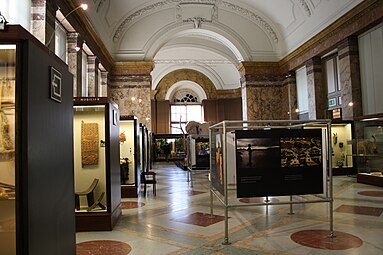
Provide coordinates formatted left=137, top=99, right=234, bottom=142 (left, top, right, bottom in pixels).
left=112, top=61, right=154, bottom=76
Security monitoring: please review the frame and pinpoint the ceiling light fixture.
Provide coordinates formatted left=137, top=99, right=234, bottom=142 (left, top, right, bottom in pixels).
left=45, top=3, right=88, bottom=49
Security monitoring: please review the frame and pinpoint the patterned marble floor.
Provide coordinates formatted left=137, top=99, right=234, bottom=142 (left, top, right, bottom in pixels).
left=76, top=163, right=383, bottom=254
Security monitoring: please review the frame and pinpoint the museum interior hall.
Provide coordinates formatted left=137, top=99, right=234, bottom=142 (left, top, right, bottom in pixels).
left=0, top=0, right=383, bottom=254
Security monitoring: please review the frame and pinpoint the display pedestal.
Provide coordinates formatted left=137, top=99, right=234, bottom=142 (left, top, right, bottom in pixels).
left=75, top=207, right=122, bottom=231
left=121, top=185, right=138, bottom=198
left=357, top=173, right=383, bottom=187
left=332, top=167, right=356, bottom=176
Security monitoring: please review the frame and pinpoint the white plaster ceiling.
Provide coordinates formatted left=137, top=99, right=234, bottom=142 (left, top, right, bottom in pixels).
left=85, top=0, right=363, bottom=90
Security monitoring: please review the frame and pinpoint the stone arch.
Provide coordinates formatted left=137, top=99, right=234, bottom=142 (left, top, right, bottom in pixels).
left=155, top=69, right=218, bottom=100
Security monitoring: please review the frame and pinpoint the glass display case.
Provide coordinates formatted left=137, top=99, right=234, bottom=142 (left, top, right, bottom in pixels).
left=305, top=122, right=354, bottom=175
left=0, top=44, right=16, bottom=255
left=74, top=97, right=122, bottom=231
left=120, top=116, right=141, bottom=197
left=354, top=116, right=383, bottom=187
left=153, top=134, right=186, bottom=161
left=187, top=134, right=210, bottom=169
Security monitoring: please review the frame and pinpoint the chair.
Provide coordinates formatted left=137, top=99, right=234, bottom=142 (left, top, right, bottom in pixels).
left=87, top=191, right=106, bottom=211
left=141, top=171, right=157, bottom=196
left=75, top=178, right=99, bottom=210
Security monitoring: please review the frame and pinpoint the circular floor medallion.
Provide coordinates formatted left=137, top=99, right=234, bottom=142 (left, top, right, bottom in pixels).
left=358, top=191, right=383, bottom=197
left=76, top=240, right=132, bottom=255
left=290, top=230, right=363, bottom=250
left=121, top=201, right=145, bottom=209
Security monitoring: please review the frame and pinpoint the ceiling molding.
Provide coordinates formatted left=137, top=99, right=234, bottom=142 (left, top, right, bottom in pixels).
left=220, top=1, right=278, bottom=43
left=296, top=0, right=312, bottom=17
left=112, top=0, right=279, bottom=44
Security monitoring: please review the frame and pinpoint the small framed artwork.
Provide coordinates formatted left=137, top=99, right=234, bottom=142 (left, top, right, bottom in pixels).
left=50, top=66, right=62, bottom=103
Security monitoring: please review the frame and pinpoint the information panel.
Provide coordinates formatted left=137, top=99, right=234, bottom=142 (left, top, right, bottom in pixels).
left=211, top=133, right=224, bottom=195
left=235, top=129, right=324, bottom=198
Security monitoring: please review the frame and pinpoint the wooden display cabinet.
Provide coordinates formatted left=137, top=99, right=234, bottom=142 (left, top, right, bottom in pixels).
left=0, top=25, right=76, bottom=255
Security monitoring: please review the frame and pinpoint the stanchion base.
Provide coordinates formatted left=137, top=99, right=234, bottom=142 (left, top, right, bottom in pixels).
left=222, top=240, right=231, bottom=245
left=288, top=212, right=295, bottom=215
left=327, top=232, right=336, bottom=238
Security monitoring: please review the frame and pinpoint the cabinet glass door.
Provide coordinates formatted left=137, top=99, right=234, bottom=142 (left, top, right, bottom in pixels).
left=0, top=44, right=16, bottom=255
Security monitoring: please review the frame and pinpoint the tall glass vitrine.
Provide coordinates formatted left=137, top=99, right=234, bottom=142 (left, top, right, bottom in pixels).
left=0, top=44, right=16, bottom=255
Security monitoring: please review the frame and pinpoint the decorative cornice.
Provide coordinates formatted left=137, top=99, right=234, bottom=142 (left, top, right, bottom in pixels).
left=297, top=0, right=312, bottom=17
left=111, top=61, right=154, bottom=75
left=113, top=0, right=182, bottom=41
left=113, top=0, right=278, bottom=43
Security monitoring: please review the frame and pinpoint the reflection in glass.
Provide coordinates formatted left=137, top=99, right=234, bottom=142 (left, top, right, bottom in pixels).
left=0, top=44, right=16, bottom=255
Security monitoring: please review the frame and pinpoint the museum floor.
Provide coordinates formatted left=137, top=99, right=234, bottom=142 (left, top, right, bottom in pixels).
left=76, top=162, right=383, bottom=255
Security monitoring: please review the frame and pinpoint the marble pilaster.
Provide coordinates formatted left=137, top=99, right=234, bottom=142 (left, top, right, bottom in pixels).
left=238, top=62, right=287, bottom=120
left=284, top=71, right=298, bottom=120
left=30, top=0, right=57, bottom=49
left=306, top=57, right=326, bottom=120
left=87, top=56, right=99, bottom=97
left=109, top=62, right=154, bottom=129
left=67, top=32, right=82, bottom=97
left=338, top=37, right=362, bottom=120
left=101, top=71, right=108, bottom=97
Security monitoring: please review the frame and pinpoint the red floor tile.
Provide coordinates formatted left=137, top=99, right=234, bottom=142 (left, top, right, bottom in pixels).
left=358, top=191, right=383, bottom=197
left=121, top=201, right=145, bottom=209
left=171, top=212, right=226, bottom=227
left=291, top=230, right=363, bottom=250
left=76, top=240, right=132, bottom=255
left=335, top=204, right=383, bottom=216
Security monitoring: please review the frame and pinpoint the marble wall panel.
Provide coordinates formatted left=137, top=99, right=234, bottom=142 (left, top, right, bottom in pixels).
left=245, top=85, right=285, bottom=120
left=110, top=77, right=151, bottom=130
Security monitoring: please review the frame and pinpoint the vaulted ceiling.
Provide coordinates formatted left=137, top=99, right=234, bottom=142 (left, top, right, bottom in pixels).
left=82, top=0, right=363, bottom=90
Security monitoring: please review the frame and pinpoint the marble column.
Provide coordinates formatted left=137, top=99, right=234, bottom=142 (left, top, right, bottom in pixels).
left=101, top=71, right=108, bottom=97
left=67, top=32, right=82, bottom=97
left=338, top=37, right=362, bottom=120
left=109, top=62, right=154, bottom=129
left=30, top=0, right=57, bottom=50
left=87, top=56, right=99, bottom=97
left=238, top=62, right=286, bottom=121
left=284, top=71, right=298, bottom=120
left=306, top=57, right=326, bottom=120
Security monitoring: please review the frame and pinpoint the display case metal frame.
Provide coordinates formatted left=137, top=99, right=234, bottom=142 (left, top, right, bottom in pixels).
left=209, top=119, right=334, bottom=245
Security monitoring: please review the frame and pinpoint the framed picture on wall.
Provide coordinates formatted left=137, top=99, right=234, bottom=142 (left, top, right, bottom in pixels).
left=50, top=66, right=62, bottom=103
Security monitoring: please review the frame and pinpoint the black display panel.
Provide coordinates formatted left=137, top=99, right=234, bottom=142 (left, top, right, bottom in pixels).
left=235, top=129, right=324, bottom=198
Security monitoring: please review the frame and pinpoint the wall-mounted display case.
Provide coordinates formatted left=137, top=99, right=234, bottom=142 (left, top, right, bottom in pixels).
left=0, top=25, right=76, bottom=255
left=74, top=97, right=121, bottom=231
left=120, top=116, right=141, bottom=197
left=304, top=122, right=354, bottom=175
left=353, top=116, right=383, bottom=187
